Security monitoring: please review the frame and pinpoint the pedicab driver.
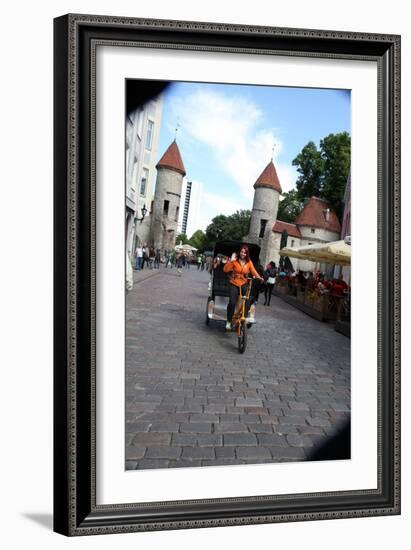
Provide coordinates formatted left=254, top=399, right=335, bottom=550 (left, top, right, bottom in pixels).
left=223, top=245, right=263, bottom=330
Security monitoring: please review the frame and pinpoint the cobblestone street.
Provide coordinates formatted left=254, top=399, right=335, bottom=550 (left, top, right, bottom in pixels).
left=126, top=266, right=350, bottom=470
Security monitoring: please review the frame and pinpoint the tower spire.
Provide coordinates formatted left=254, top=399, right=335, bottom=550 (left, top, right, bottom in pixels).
left=156, top=139, right=186, bottom=176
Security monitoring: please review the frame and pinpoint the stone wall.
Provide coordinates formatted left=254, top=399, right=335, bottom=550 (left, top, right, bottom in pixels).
left=298, top=226, right=340, bottom=243
left=246, top=186, right=280, bottom=267
left=151, top=168, right=183, bottom=253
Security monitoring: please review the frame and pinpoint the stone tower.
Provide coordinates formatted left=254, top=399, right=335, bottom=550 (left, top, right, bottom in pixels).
left=151, top=140, right=186, bottom=254
left=245, top=160, right=282, bottom=267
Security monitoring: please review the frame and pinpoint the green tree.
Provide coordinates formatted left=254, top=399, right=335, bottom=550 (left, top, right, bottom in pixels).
left=175, top=233, right=190, bottom=245
left=189, top=229, right=207, bottom=251
left=292, top=132, right=351, bottom=221
left=205, top=210, right=251, bottom=247
left=292, top=141, right=324, bottom=200
left=277, top=190, right=304, bottom=223
left=320, top=132, right=351, bottom=219
left=204, top=214, right=228, bottom=245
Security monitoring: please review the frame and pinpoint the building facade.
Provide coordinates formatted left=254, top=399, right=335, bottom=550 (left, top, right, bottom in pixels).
left=244, top=160, right=282, bottom=266
left=150, top=140, right=186, bottom=254
left=341, top=172, right=351, bottom=240
left=338, top=171, right=351, bottom=281
left=125, top=95, right=163, bottom=257
left=246, top=159, right=341, bottom=271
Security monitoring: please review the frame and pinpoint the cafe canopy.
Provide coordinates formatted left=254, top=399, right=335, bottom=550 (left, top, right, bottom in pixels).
left=175, top=243, right=198, bottom=253
left=279, top=239, right=351, bottom=267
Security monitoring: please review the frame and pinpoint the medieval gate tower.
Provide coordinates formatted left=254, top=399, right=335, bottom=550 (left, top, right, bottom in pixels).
left=245, top=160, right=282, bottom=267
left=151, top=139, right=186, bottom=254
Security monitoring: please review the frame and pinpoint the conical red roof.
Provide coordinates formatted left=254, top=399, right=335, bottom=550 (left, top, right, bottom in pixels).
left=254, top=161, right=282, bottom=193
left=295, top=197, right=341, bottom=233
left=156, top=140, right=186, bottom=176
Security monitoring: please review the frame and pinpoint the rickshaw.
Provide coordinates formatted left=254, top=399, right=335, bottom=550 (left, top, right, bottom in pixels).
left=205, top=240, right=261, bottom=353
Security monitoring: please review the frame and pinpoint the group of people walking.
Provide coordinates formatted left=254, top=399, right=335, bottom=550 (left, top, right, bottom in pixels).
left=134, top=245, right=161, bottom=270
left=134, top=246, right=213, bottom=272
left=134, top=246, right=196, bottom=272
left=196, top=254, right=211, bottom=271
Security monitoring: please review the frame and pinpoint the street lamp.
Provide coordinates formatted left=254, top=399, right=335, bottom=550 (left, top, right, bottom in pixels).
left=136, top=204, right=148, bottom=223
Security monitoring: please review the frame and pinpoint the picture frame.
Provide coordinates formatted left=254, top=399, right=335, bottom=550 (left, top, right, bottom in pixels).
left=53, top=13, right=400, bottom=536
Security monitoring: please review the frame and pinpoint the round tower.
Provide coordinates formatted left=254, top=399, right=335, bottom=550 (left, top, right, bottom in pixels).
left=245, top=160, right=282, bottom=267
left=151, top=140, right=186, bottom=255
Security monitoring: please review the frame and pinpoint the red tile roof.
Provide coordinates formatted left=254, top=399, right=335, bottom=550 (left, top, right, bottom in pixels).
left=272, top=220, right=301, bottom=238
left=294, top=197, right=341, bottom=233
left=254, top=161, right=282, bottom=193
left=156, top=140, right=186, bottom=176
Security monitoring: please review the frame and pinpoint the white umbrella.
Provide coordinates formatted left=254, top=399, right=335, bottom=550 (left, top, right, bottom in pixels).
left=175, top=243, right=198, bottom=252
left=279, top=240, right=351, bottom=266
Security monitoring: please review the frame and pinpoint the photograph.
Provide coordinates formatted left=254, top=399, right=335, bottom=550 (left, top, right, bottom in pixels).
left=125, top=80, right=352, bottom=470
left=2, top=0, right=407, bottom=545
left=52, top=12, right=400, bottom=535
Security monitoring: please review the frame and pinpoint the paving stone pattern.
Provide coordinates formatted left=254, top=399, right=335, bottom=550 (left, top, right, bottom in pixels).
left=126, top=267, right=350, bottom=470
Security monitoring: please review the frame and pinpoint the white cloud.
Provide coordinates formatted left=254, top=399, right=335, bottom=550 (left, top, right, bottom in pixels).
left=276, top=164, right=298, bottom=194
left=170, top=88, right=287, bottom=199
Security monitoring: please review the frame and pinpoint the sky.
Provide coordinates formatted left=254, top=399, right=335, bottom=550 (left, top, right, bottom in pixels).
left=156, top=81, right=350, bottom=236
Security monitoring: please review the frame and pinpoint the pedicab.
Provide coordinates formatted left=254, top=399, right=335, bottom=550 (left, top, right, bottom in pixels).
left=205, top=240, right=261, bottom=353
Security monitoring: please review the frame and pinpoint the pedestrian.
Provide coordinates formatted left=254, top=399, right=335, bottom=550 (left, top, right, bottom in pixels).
left=135, top=245, right=143, bottom=270
left=176, top=253, right=184, bottom=275
left=263, top=261, right=277, bottom=306
left=164, top=251, right=170, bottom=268
left=212, top=255, right=221, bottom=272
left=223, top=245, right=263, bottom=331
left=141, top=244, right=148, bottom=270
left=148, top=247, right=155, bottom=269
left=316, top=274, right=330, bottom=295
left=197, top=254, right=202, bottom=270
left=252, top=262, right=265, bottom=304
left=154, top=249, right=161, bottom=269
left=297, top=270, right=306, bottom=291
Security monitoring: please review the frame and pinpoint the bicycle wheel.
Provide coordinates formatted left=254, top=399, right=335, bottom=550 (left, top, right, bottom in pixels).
left=238, top=321, right=247, bottom=353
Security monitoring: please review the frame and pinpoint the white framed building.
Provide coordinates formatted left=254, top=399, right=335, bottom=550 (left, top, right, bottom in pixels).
left=125, top=95, right=163, bottom=257
left=272, top=196, right=341, bottom=272
left=246, top=159, right=342, bottom=272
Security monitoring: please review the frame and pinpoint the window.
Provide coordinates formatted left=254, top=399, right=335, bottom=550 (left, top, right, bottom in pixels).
left=146, top=120, right=154, bottom=149
left=163, top=200, right=169, bottom=215
left=311, top=228, right=315, bottom=233
left=137, top=110, right=144, bottom=137
left=175, top=206, right=180, bottom=222
left=140, top=168, right=148, bottom=196
left=259, top=219, right=267, bottom=238
left=129, top=161, right=138, bottom=193
left=291, top=240, right=295, bottom=247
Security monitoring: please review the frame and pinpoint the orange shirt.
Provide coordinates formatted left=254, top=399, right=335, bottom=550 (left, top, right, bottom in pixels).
left=223, top=259, right=260, bottom=287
